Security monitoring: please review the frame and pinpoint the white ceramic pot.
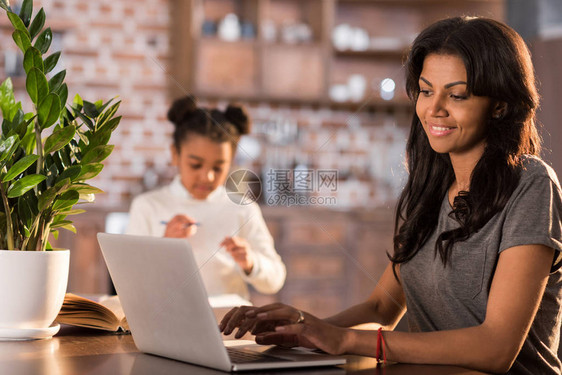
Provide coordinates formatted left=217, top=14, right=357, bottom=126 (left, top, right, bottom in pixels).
left=0, top=250, right=69, bottom=335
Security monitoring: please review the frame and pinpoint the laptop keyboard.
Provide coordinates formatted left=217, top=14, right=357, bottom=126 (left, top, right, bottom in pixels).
left=227, top=347, right=288, bottom=363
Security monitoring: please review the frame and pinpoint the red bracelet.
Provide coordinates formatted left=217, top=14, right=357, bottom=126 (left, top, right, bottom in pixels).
left=376, top=327, right=387, bottom=365
left=380, top=327, right=387, bottom=364
left=376, top=328, right=381, bottom=362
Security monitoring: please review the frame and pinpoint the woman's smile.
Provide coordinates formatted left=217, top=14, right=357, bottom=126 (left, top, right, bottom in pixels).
left=427, top=123, right=457, bottom=136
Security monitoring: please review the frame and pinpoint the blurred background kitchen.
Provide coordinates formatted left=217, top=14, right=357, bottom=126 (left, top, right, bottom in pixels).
left=1, top=0, right=561, bottom=319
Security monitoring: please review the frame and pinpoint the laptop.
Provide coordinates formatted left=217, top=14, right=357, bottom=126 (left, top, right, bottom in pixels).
left=97, top=233, right=346, bottom=372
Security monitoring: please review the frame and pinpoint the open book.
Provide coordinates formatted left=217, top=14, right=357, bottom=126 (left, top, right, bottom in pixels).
left=55, top=293, right=129, bottom=333
left=54, top=293, right=251, bottom=333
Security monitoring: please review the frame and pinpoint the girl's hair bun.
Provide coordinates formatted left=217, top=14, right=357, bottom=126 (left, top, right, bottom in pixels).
left=225, top=104, right=251, bottom=135
left=167, top=95, right=198, bottom=126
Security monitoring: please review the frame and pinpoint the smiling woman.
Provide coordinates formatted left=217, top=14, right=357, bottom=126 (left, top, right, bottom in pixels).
left=219, top=17, right=562, bottom=375
left=416, top=54, right=497, bottom=160
left=125, top=95, right=286, bottom=301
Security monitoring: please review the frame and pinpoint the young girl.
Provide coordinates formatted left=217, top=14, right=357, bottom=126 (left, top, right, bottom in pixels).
left=126, top=96, right=286, bottom=301
left=219, top=17, right=562, bottom=374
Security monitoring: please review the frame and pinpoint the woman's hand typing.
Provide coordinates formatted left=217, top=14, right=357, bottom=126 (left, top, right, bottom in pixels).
left=219, top=303, right=351, bottom=355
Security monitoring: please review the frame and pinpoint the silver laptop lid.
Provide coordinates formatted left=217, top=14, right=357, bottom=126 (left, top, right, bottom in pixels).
left=97, top=233, right=232, bottom=372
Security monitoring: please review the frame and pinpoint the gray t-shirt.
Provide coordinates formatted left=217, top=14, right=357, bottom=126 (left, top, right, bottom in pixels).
left=401, top=156, right=562, bottom=375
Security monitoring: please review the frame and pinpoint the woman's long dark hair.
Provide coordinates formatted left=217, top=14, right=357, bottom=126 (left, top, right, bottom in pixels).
left=390, top=17, right=541, bottom=273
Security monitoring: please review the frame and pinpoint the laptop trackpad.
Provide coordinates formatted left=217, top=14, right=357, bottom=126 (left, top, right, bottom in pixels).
left=253, top=345, right=335, bottom=361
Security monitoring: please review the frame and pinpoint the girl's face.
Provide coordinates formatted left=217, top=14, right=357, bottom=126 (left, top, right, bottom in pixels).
left=171, top=134, right=233, bottom=200
left=416, top=53, right=497, bottom=160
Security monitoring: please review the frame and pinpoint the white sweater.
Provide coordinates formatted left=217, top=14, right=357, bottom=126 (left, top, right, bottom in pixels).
left=126, top=176, right=286, bottom=300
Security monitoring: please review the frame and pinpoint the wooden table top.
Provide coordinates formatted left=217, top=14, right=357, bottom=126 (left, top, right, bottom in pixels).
left=0, top=325, right=487, bottom=375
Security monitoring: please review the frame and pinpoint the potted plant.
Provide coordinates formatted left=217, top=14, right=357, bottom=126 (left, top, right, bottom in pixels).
left=0, top=0, right=121, bottom=339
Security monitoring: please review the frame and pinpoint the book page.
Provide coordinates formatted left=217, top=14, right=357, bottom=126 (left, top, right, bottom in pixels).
left=99, top=295, right=125, bottom=322
left=56, top=293, right=120, bottom=331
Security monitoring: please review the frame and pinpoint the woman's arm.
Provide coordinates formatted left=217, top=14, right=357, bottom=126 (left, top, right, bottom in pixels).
left=345, top=244, right=554, bottom=373
left=323, top=262, right=406, bottom=329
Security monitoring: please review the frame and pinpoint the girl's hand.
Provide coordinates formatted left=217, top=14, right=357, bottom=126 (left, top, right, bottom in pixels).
left=164, top=215, right=198, bottom=238
left=219, top=303, right=350, bottom=355
left=220, top=236, right=254, bottom=274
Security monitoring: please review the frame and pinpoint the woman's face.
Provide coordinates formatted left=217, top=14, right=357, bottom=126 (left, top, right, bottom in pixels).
left=171, top=134, right=233, bottom=200
left=416, top=53, right=495, bottom=160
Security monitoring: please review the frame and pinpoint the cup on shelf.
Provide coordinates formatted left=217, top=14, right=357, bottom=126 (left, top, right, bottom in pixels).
left=218, top=13, right=241, bottom=42
left=350, top=28, right=370, bottom=51
left=332, top=23, right=353, bottom=50
left=329, top=84, right=350, bottom=103
left=347, top=74, right=367, bottom=102
left=261, top=19, right=277, bottom=43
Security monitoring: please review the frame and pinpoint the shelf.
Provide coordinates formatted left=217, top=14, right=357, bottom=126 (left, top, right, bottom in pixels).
left=334, top=48, right=407, bottom=59
left=172, top=0, right=504, bottom=111
left=195, top=93, right=413, bottom=112
left=199, top=36, right=258, bottom=45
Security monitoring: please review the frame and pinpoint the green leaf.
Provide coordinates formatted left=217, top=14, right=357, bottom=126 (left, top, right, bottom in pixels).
left=14, top=113, right=31, bottom=139
left=55, top=83, right=68, bottom=108
left=52, top=190, right=79, bottom=212
left=7, top=11, right=29, bottom=36
left=34, top=27, right=52, bottom=54
left=50, top=219, right=72, bottom=228
left=45, top=152, right=65, bottom=172
left=7, top=103, right=23, bottom=125
left=43, top=51, right=61, bottom=74
left=7, top=174, right=46, bottom=198
left=69, top=183, right=104, bottom=195
left=0, top=78, right=16, bottom=121
left=29, top=8, right=45, bottom=41
left=85, top=128, right=112, bottom=152
left=43, top=124, right=75, bottom=154
left=77, top=163, right=103, bottom=180
left=0, top=0, right=10, bottom=11
left=48, top=70, right=65, bottom=93
left=21, top=130, right=36, bottom=155
left=56, top=165, right=81, bottom=183
left=17, top=193, right=34, bottom=228
left=54, top=223, right=76, bottom=233
left=81, top=144, right=113, bottom=164
left=54, top=177, right=71, bottom=191
left=76, top=111, right=94, bottom=131
left=83, top=101, right=100, bottom=118
left=23, top=47, right=43, bottom=75
left=26, top=67, right=49, bottom=105
left=73, top=94, right=83, bottom=108
left=12, top=30, right=31, bottom=53
left=38, top=92, right=61, bottom=129
left=99, top=116, right=121, bottom=134
left=57, top=208, right=85, bottom=216
left=46, top=161, right=59, bottom=186
left=0, top=135, right=19, bottom=163
left=57, top=147, right=72, bottom=168
left=2, top=154, right=39, bottom=182
left=96, top=100, right=121, bottom=129
left=18, top=0, right=33, bottom=27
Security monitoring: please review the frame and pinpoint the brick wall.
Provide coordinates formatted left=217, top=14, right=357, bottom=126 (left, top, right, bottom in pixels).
left=1, top=0, right=174, bottom=208
left=1, top=0, right=410, bottom=211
